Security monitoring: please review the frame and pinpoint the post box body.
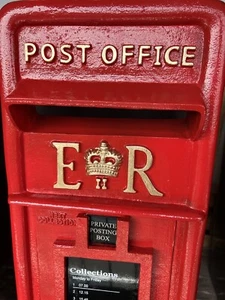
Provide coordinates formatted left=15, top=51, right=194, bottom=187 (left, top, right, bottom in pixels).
left=1, top=1, right=225, bottom=300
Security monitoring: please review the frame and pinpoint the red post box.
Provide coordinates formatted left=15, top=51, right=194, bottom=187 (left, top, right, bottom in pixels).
left=0, top=1, right=225, bottom=299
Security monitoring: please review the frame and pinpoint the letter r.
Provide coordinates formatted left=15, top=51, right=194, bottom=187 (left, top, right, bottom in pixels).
left=124, top=146, right=163, bottom=196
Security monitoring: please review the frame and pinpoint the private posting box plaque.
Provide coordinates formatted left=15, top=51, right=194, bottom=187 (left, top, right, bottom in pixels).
left=67, top=257, right=140, bottom=300
left=88, top=215, right=117, bottom=246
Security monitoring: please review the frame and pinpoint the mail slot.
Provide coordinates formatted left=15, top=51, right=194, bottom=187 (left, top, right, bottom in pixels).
left=1, top=1, right=225, bottom=299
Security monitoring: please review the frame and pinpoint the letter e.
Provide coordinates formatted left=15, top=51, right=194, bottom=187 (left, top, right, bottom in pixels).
left=52, top=142, right=82, bottom=190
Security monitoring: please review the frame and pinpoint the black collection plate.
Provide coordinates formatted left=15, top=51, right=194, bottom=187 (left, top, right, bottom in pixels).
left=67, top=257, right=140, bottom=300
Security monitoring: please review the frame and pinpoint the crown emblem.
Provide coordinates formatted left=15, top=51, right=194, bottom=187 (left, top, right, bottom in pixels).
left=85, top=141, right=123, bottom=177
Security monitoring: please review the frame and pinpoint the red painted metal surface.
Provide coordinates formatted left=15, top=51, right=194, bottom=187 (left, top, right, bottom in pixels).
left=0, top=1, right=225, bottom=299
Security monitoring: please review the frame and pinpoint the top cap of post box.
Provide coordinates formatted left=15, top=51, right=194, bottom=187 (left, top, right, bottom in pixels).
left=0, top=0, right=224, bottom=129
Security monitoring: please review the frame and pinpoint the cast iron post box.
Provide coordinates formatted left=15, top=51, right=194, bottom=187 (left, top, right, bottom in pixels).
left=0, top=1, right=225, bottom=299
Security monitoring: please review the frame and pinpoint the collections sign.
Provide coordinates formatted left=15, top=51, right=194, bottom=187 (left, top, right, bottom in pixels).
left=67, top=257, right=140, bottom=300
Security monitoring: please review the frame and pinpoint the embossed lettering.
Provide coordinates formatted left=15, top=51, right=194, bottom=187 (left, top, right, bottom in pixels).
left=124, top=146, right=163, bottom=196
left=76, top=44, right=92, bottom=64
left=165, top=46, right=180, bottom=66
left=60, top=44, right=73, bottom=64
left=52, top=142, right=82, bottom=189
left=24, top=42, right=197, bottom=67
left=122, top=45, right=135, bottom=65
left=138, top=45, right=151, bottom=65
left=154, top=46, right=163, bottom=66
left=101, top=45, right=118, bottom=65
left=41, top=43, right=56, bottom=63
left=38, top=211, right=76, bottom=226
left=182, top=46, right=196, bottom=66
left=25, top=43, right=37, bottom=62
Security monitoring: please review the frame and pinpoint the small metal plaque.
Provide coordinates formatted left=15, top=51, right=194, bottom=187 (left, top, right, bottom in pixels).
left=67, top=257, right=140, bottom=300
left=88, top=215, right=117, bottom=246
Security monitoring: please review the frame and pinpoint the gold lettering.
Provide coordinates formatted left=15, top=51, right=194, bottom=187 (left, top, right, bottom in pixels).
left=164, top=46, right=180, bottom=66
left=23, top=42, right=197, bottom=68
left=122, top=45, right=135, bottom=65
left=182, top=46, right=196, bottom=67
left=76, top=44, right=92, bottom=64
left=41, top=43, right=56, bottom=63
left=138, top=45, right=151, bottom=65
left=154, top=46, right=163, bottom=66
left=52, top=142, right=82, bottom=190
left=25, top=43, right=37, bottom=62
left=60, top=44, right=73, bottom=64
left=101, top=45, right=118, bottom=65
left=124, top=146, right=163, bottom=196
